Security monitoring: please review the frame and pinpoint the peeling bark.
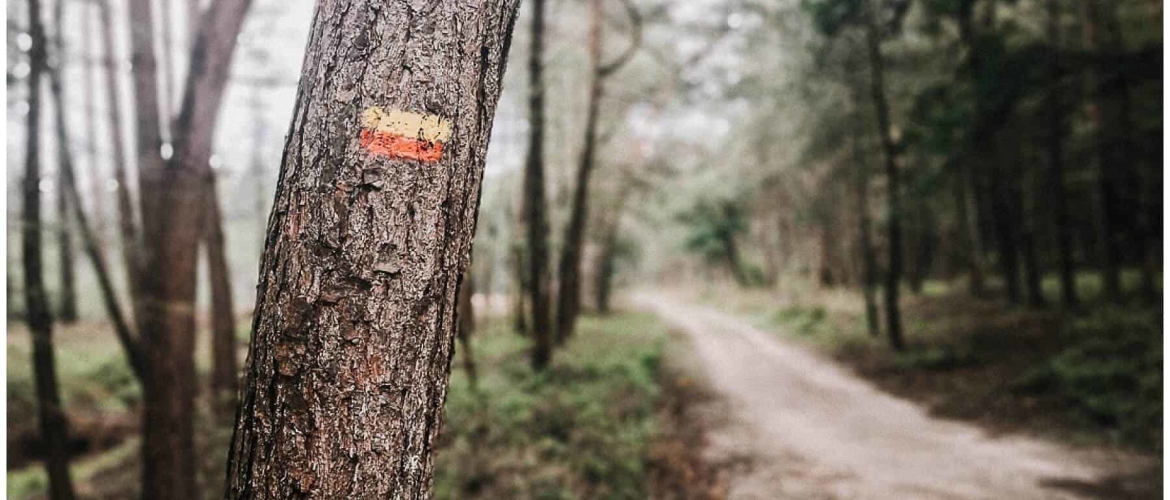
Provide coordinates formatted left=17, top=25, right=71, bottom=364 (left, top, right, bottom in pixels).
left=223, top=0, right=521, bottom=497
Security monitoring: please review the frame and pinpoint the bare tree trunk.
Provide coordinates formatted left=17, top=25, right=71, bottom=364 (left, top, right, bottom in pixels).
left=594, top=186, right=630, bottom=315
left=458, top=271, right=478, bottom=390
left=49, top=19, right=148, bottom=381
left=223, top=1, right=521, bottom=496
left=205, top=174, right=238, bottom=419
left=1047, top=0, right=1078, bottom=308
left=23, top=0, right=77, bottom=495
left=851, top=119, right=880, bottom=338
left=51, top=0, right=78, bottom=324
left=511, top=243, right=528, bottom=335
left=864, top=3, right=903, bottom=351
left=82, top=2, right=107, bottom=238
left=1018, top=163, right=1046, bottom=308
left=524, top=0, right=553, bottom=370
left=555, top=0, right=640, bottom=343
left=1084, top=0, right=1124, bottom=302
left=97, top=0, right=146, bottom=326
left=159, top=0, right=177, bottom=135
left=126, top=0, right=255, bottom=494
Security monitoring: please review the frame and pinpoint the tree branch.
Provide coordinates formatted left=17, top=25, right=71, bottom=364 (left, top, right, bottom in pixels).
left=598, top=0, right=642, bottom=78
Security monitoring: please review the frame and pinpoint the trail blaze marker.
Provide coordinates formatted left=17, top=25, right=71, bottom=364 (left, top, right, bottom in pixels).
left=360, top=107, right=452, bottom=163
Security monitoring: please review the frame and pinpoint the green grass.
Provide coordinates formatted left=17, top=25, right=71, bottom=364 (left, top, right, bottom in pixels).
left=435, top=313, right=669, bottom=499
left=7, top=312, right=671, bottom=499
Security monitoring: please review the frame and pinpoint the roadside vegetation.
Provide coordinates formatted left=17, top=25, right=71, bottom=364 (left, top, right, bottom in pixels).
left=8, top=312, right=718, bottom=500
left=688, top=271, right=1162, bottom=454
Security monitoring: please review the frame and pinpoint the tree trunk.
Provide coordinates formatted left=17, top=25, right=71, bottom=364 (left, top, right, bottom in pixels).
left=458, top=270, right=478, bottom=390
left=852, top=121, right=880, bottom=338
left=51, top=0, right=78, bottom=324
left=988, top=158, right=1022, bottom=305
left=23, top=0, right=77, bottom=496
left=82, top=1, right=107, bottom=238
left=594, top=187, right=630, bottom=315
left=49, top=21, right=148, bottom=382
left=223, top=1, right=521, bottom=497
left=1047, top=0, right=1078, bottom=308
left=1018, top=163, right=1046, bottom=308
left=955, top=163, right=986, bottom=296
left=524, top=0, right=553, bottom=370
left=554, top=0, right=604, bottom=344
left=510, top=244, right=528, bottom=335
left=97, top=0, right=146, bottom=325
left=127, top=0, right=256, bottom=494
left=864, top=4, right=903, bottom=351
left=159, top=0, right=177, bottom=135
left=205, top=174, right=238, bottom=419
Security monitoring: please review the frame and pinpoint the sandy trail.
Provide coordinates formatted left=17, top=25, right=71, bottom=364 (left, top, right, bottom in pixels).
left=637, top=293, right=1153, bottom=500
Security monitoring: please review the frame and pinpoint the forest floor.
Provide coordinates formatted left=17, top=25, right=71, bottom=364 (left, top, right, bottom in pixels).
left=6, top=311, right=728, bottom=499
left=640, top=283, right=1161, bottom=499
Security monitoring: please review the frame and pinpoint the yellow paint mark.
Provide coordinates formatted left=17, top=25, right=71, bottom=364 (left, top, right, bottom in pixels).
left=361, top=107, right=452, bottom=143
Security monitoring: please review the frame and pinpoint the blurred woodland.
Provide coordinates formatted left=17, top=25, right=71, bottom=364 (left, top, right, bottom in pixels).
left=4, top=0, right=1163, bottom=498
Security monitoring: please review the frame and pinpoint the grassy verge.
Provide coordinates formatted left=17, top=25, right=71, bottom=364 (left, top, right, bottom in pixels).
left=436, top=312, right=668, bottom=499
left=689, top=277, right=1162, bottom=454
left=8, top=312, right=677, bottom=499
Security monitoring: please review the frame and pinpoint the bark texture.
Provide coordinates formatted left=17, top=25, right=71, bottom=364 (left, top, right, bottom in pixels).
left=23, top=0, right=77, bottom=496
left=223, top=0, right=521, bottom=497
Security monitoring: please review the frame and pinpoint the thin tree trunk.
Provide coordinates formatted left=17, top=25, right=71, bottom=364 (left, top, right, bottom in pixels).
left=511, top=244, right=528, bottom=335
left=956, top=163, right=987, bottom=296
left=1019, top=162, right=1046, bottom=308
left=989, top=158, right=1022, bottom=304
left=82, top=1, right=107, bottom=237
left=555, top=0, right=639, bottom=343
left=49, top=22, right=148, bottom=382
left=594, top=187, right=630, bottom=315
left=223, top=1, right=521, bottom=496
left=23, top=0, right=77, bottom=495
left=51, top=0, right=78, bottom=324
left=852, top=120, right=880, bottom=338
left=554, top=0, right=604, bottom=344
left=55, top=178, right=77, bottom=323
left=458, top=270, right=478, bottom=390
left=524, top=0, right=553, bottom=370
left=1047, top=0, right=1078, bottom=308
left=1084, top=0, right=1124, bottom=302
left=97, top=0, right=146, bottom=325
left=864, top=4, right=903, bottom=351
left=205, top=174, right=238, bottom=419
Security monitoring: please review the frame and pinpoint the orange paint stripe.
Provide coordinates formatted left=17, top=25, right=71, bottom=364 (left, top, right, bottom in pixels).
left=360, top=129, right=444, bottom=163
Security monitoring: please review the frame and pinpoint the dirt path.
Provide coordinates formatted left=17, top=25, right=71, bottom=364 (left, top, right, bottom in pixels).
left=638, top=294, right=1155, bottom=500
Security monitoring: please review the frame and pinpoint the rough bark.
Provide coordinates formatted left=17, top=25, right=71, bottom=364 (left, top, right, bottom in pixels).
left=206, top=173, right=238, bottom=419
left=97, top=0, right=146, bottom=327
left=864, top=4, right=903, bottom=350
left=554, top=0, right=640, bottom=343
left=223, top=1, right=521, bottom=497
left=458, top=270, right=478, bottom=390
left=523, top=0, right=553, bottom=370
left=23, top=0, right=77, bottom=496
